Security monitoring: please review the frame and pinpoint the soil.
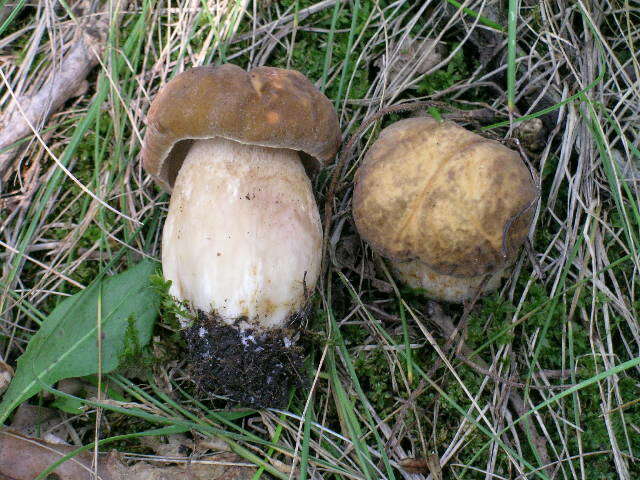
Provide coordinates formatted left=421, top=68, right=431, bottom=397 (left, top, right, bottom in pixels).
left=183, top=312, right=306, bottom=408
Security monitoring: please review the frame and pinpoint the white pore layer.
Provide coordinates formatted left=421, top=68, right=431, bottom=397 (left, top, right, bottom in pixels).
left=392, top=259, right=505, bottom=303
left=162, top=137, right=322, bottom=329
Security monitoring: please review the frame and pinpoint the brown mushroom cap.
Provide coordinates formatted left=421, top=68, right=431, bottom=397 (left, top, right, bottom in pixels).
left=353, top=117, right=538, bottom=278
left=141, top=63, right=341, bottom=191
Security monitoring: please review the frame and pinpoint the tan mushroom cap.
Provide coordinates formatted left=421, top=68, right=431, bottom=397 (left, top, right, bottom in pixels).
left=141, top=63, right=341, bottom=191
left=353, top=117, right=538, bottom=278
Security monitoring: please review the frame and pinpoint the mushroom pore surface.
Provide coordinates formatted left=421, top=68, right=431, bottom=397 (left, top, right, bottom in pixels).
left=162, top=136, right=322, bottom=329
left=392, top=258, right=505, bottom=303
left=352, top=117, right=537, bottom=302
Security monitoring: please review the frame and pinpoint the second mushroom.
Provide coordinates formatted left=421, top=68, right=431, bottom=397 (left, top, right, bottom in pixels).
left=352, top=117, right=538, bottom=302
left=142, top=64, right=340, bottom=407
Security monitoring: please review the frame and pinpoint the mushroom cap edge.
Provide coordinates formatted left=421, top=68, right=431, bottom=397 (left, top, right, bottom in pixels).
left=141, top=63, right=342, bottom=191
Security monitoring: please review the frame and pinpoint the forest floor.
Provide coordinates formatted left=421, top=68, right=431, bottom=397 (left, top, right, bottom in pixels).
left=0, top=1, right=639, bottom=479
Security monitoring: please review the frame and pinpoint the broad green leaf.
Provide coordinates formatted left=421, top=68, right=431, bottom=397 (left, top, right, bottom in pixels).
left=49, top=395, right=85, bottom=415
left=0, top=260, right=160, bottom=423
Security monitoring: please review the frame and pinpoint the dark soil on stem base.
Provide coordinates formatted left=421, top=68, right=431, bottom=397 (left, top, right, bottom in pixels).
left=183, top=311, right=306, bottom=408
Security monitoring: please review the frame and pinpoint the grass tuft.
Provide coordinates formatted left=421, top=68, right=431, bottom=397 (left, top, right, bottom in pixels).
left=1, top=0, right=639, bottom=478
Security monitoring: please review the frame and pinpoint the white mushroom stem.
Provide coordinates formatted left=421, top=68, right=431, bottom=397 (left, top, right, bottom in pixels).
left=392, top=259, right=505, bottom=303
left=162, top=137, right=322, bottom=330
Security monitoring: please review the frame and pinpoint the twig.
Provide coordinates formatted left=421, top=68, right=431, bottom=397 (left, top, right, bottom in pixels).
left=0, top=9, right=107, bottom=179
left=426, top=302, right=553, bottom=471
left=427, top=302, right=574, bottom=390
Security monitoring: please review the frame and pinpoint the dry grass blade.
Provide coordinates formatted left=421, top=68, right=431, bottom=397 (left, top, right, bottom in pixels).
left=0, top=1, right=638, bottom=479
left=0, top=2, right=107, bottom=181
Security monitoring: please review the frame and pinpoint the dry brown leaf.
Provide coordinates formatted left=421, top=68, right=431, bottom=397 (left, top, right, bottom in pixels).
left=0, top=428, right=256, bottom=480
left=375, top=35, right=445, bottom=80
left=196, top=436, right=232, bottom=453
left=104, top=452, right=256, bottom=480
left=0, top=361, right=13, bottom=397
left=0, top=429, right=100, bottom=480
left=140, top=433, right=193, bottom=459
left=515, top=118, right=547, bottom=152
left=399, top=454, right=442, bottom=479
left=9, top=404, right=68, bottom=443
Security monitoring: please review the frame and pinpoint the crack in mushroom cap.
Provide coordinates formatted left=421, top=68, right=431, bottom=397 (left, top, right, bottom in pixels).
left=353, top=117, right=538, bottom=278
left=141, top=63, right=341, bottom=191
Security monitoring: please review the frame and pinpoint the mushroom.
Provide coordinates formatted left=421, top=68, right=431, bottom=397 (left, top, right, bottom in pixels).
left=142, top=64, right=340, bottom=407
left=352, top=117, right=537, bottom=302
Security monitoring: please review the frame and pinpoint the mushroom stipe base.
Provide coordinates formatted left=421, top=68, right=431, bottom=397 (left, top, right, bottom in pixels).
left=184, top=311, right=306, bottom=408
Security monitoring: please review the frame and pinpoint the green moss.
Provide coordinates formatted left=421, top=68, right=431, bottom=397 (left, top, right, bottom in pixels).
left=148, top=273, right=189, bottom=359
left=353, top=349, right=395, bottom=413
left=416, top=45, right=470, bottom=96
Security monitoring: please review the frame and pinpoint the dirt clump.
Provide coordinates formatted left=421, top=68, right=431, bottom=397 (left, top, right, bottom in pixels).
left=184, top=312, right=305, bottom=408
